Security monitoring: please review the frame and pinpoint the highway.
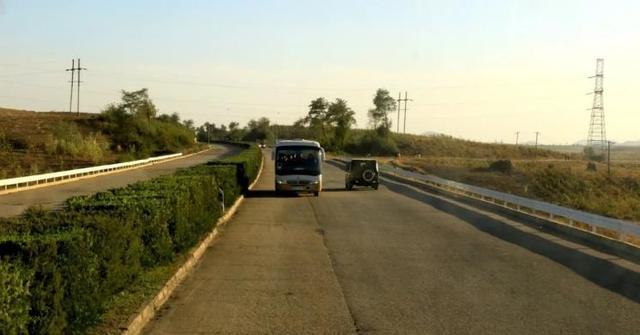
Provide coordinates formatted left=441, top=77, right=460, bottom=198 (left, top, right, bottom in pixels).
left=144, top=151, right=640, bottom=335
left=0, top=145, right=240, bottom=218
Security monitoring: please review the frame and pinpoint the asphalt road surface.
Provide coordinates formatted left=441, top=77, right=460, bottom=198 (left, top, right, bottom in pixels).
left=0, top=145, right=239, bottom=218
left=145, top=152, right=640, bottom=335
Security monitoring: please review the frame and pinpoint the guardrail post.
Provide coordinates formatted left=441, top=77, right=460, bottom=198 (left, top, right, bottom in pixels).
left=218, top=188, right=225, bottom=213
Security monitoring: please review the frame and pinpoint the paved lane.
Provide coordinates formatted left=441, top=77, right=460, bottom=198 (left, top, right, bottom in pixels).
left=145, top=153, right=640, bottom=334
left=145, top=151, right=357, bottom=335
left=0, top=145, right=240, bottom=217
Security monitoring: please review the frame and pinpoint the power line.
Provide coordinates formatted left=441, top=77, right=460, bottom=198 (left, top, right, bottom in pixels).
left=0, top=70, right=61, bottom=79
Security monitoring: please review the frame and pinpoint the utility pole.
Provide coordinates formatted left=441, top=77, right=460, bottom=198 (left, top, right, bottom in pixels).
left=401, top=91, right=413, bottom=134
left=65, top=58, right=87, bottom=115
left=534, top=131, right=540, bottom=151
left=396, top=92, right=401, bottom=133
left=607, top=141, right=614, bottom=176
left=587, top=58, right=606, bottom=154
left=65, top=59, right=75, bottom=113
left=515, top=131, right=520, bottom=145
left=75, top=58, right=87, bottom=115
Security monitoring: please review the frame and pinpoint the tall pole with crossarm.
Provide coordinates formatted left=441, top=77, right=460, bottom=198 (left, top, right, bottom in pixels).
left=65, top=59, right=75, bottom=113
left=587, top=58, right=606, bottom=154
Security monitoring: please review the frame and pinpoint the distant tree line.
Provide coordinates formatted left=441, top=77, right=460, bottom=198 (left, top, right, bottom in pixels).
left=197, top=88, right=401, bottom=155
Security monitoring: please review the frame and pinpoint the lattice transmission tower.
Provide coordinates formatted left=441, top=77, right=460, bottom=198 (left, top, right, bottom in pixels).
left=587, top=58, right=606, bottom=153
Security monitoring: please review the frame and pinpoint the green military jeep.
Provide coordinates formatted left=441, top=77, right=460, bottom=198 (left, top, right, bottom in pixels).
left=345, top=159, right=379, bottom=190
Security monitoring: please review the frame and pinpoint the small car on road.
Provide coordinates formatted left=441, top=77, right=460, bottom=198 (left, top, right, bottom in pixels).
left=345, top=159, right=379, bottom=190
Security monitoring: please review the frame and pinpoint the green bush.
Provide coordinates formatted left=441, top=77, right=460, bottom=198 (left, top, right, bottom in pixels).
left=0, top=144, right=262, bottom=334
left=0, top=260, right=33, bottom=335
left=0, top=226, right=99, bottom=334
left=43, top=122, right=110, bottom=164
left=100, top=103, right=196, bottom=158
left=219, top=143, right=263, bottom=190
left=345, top=131, right=399, bottom=156
left=488, top=160, right=513, bottom=174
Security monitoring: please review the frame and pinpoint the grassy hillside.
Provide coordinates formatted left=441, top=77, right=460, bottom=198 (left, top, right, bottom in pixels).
left=0, top=107, right=199, bottom=178
left=393, top=133, right=574, bottom=159
left=0, top=108, right=110, bottom=177
left=0, top=108, right=95, bottom=144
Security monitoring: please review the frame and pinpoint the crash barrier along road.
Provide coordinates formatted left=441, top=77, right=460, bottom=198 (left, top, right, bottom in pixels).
left=0, top=153, right=183, bottom=195
left=335, top=158, right=640, bottom=250
left=0, top=146, right=242, bottom=218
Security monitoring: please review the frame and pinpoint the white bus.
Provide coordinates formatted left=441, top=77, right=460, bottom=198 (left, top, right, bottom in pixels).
left=272, top=140, right=325, bottom=196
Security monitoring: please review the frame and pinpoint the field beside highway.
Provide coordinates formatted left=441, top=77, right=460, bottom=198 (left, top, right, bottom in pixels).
left=392, top=155, right=640, bottom=223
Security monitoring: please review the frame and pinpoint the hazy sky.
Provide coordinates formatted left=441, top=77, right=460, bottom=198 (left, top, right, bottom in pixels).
left=1, top=0, right=639, bottom=144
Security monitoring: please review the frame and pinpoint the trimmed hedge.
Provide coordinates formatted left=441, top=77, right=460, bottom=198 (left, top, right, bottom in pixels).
left=0, top=144, right=262, bottom=334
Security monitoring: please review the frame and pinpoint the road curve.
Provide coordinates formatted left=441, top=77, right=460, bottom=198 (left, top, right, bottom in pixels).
left=144, top=151, right=640, bottom=335
left=0, top=144, right=240, bottom=218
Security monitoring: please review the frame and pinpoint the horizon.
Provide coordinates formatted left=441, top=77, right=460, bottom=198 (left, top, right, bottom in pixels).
left=1, top=1, right=639, bottom=144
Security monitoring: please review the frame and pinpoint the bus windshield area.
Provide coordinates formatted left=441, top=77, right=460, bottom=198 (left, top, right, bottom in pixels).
left=275, top=147, right=321, bottom=176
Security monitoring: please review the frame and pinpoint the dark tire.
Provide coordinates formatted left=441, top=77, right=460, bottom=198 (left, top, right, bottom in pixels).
left=314, top=191, right=319, bottom=197
left=362, top=169, right=376, bottom=182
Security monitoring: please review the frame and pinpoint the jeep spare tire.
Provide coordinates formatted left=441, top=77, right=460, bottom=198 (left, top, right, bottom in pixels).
left=362, top=169, right=376, bottom=182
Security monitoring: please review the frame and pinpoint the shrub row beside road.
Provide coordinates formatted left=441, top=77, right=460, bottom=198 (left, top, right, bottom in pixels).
left=0, top=143, right=262, bottom=334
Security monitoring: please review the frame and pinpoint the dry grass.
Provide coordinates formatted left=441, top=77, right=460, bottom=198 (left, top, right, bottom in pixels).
left=0, top=108, right=115, bottom=178
left=394, top=156, right=640, bottom=224
left=0, top=107, right=95, bottom=144
left=394, top=133, right=575, bottom=160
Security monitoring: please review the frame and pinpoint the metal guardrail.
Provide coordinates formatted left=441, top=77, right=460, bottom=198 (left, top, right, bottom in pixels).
left=0, top=153, right=182, bottom=193
left=334, top=158, right=640, bottom=247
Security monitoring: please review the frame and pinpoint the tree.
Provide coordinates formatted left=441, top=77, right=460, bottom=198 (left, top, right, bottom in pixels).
left=302, top=97, right=330, bottom=140
left=120, top=88, right=157, bottom=123
left=196, top=122, right=230, bottom=142
left=368, top=88, right=396, bottom=131
left=170, top=112, right=180, bottom=124
left=227, top=121, right=244, bottom=141
left=244, top=117, right=272, bottom=142
left=100, top=89, right=195, bottom=156
left=182, top=119, right=195, bottom=131
left=326, top=98, right=356, bottom=150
